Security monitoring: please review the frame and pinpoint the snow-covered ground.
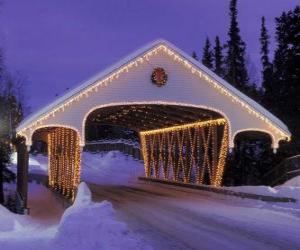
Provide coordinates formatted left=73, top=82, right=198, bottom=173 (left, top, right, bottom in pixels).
left=0, top=182, right=148, bottom=250
left=81, top=151, right=145, bottom=185
left=10, top=151, right=145, bottom=184
left=224, top=180, right=300, bottom=202
left=10, top=152, right=49, bottom=175
left=1, top=152, right=150, bottom=250
left=1, top=151, right=300, bottom=249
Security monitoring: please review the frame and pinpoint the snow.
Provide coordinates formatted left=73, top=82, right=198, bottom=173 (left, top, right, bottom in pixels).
left=223, top=177, right=300, bottom=202
left=54, top=182, right=148, bottom=250
left=2, top=150, right=300, bottom=249
left=0, top=204, right=21, bottom=232
left=0, top=182, right=149, bottom=250
left=72, top=182, right=92, bottom=207
left=281, top=175, right=300, bottom=187
left=10, top=152, right=48, bottom=174
left=81, top=151, right=145, bottom=185
left=9, top=150, right=144, bottom=185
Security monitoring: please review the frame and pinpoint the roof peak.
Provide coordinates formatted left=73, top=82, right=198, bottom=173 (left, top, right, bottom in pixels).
left=17, top=39, right=290, bottom=138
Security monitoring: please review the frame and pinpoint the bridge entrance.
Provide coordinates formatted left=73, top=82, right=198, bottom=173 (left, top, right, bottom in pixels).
left=85, top=104, right=228, bottom=186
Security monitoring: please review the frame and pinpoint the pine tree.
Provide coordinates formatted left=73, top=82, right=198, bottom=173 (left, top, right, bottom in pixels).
left=0, top=139, right=11, bottom=204
left=192, top=51, right=198, bottom=60
left=202, top=38, right=213, bottom=69
left=272, top=6, right=300, bottom=154
left=225, top=0, right=249, bottom=92
left=213, top=36, right=225, bottom=77
left=223, top=0, right=272, bottom=186
left=260, top=16, right=273, bottom=108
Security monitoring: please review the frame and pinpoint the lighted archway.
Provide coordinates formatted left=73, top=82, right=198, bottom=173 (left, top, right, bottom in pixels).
left=31, top=126, right=81, bottom=198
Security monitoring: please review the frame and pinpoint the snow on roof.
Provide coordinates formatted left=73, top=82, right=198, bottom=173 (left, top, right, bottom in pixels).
left=16, top=39, right=290, bottom=137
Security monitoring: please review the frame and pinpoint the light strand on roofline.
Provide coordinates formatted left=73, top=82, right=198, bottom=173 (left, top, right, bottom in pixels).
left=17, top=44, right=289, bottom=140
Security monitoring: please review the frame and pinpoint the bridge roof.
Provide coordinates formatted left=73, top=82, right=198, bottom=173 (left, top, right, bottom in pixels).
left=16, top=39, right=290, bottom=138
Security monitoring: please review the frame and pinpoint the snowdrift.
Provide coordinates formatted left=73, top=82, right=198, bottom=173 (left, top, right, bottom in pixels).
left=281, top=176, right=300, bottom=187
left=81, top=151, right=145, bottom=185
left=224, top=176, right=300, bottom=202
left=54, top=182, right=150, bottom=250
left=10, top=152, right=48, bottom=174
left=0, top=204, right=22, bottom=232
left=0, top=182, right=150, bottom=250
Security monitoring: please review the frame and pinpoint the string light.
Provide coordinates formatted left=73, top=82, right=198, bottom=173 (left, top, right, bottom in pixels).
left=213, top=123, right=229, bottom=186
left=140, top=118, right=226, bottom=136
left=17, top=43, right=290, bottom=145
left=140, top=118, right=228, bottom=186
left=15, top=41, right=290, bottom=194
left=48, top=127, right=81, bottom=198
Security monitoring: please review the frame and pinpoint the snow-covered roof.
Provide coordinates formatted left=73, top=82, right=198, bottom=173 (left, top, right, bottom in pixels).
left=17, top=39, right=290, bottom=137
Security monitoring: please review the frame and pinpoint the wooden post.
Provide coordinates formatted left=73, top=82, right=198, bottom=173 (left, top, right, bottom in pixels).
left=16, top=139, right=29, bottom=213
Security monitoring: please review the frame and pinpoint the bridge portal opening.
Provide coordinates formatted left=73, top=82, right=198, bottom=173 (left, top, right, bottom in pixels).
left=85, top=104, right=229, bottom=186
left=31, top=127, right=81, bottom=198
left=224, top=131, right=274, bottom=186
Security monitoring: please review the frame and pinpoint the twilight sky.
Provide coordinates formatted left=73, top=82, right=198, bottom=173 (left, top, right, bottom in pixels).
left=0, top=0, right=298, bottom=114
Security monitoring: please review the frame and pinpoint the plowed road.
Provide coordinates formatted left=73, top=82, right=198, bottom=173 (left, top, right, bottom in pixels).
left=88, top=181, right=300, bottom=250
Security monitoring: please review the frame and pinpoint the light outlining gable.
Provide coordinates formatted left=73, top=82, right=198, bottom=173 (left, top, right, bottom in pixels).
left=16, top=39, right=291, bottom=150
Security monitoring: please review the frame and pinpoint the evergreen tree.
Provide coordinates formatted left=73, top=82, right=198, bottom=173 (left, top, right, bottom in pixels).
left=202, top=38, right=213, bottom=69
left=213, top=36, right=225, bottom=77
left=192, top=51, right=198, bottom=60
left=0, top=139, right=11, bottom=204
left=260, top=16, right=273, bottom=108
left=272, top=6, right=300, bottom=154
left=223, top=0, right=273, bottom=186
left=225, top=0, right=249, bottom=92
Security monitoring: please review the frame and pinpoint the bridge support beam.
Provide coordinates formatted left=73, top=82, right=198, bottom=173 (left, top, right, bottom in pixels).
left=16, top=139, right=29, bottom=214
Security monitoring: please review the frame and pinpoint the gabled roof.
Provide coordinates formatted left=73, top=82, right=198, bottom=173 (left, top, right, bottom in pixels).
left=16, top=39, right=290, bottom=138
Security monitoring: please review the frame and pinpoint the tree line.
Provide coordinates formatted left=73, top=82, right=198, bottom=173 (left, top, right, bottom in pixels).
left=193, top=0, right=300, bottom=185
left=0, top=51, right=25, bottom=204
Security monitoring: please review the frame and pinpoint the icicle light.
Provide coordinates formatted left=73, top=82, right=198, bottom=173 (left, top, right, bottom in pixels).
left=17, top=44, right=290, bottom=143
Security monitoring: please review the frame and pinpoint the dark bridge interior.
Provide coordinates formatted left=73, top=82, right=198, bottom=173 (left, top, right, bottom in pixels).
left=85, top=104, right=223, bottom=132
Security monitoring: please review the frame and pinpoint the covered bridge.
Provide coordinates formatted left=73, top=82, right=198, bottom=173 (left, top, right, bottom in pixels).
left=15, top=40, right=290, bottom=211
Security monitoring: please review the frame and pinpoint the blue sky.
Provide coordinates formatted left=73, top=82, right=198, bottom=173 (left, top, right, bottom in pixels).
left=0, top=0, right=298, bottom=114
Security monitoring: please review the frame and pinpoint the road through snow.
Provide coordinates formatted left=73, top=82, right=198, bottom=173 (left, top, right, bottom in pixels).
left=89, top=181, right=300, bottom=250
left=12, top=152, right=299, bottom=250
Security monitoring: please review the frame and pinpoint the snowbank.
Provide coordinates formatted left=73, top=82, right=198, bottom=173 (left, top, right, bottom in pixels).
left=0, top=205, right=22, bottom=232
left=11, top=152, right=39, bottom=166
left=54, top=182, right=150, bottom=250
left=10, top=152, right=48, bottom=174
left=281, top=176, right=300, bottom=187
left=81, top=151, right=145, bottom=185
left=224, top=177, right=300, bottom=203
left=10, top=151, right=145, bottom=184
left=0, top=182, right=150, bottom=249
